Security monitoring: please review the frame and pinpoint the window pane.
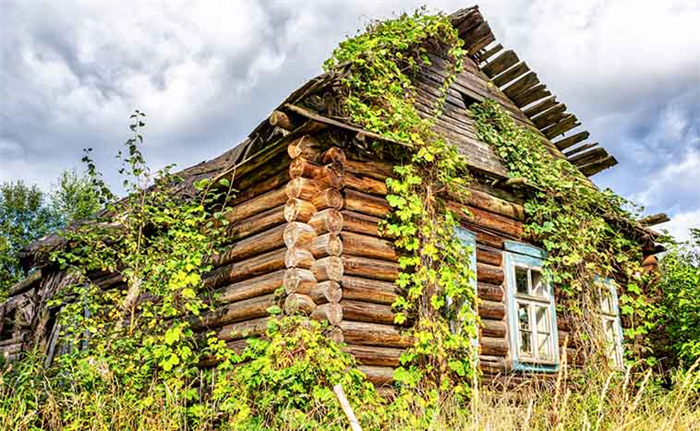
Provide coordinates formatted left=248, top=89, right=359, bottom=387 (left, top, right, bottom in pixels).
left=601, top=293, right=614, bottom=314
left=535, top=306, right=550, bottom=332
left=604, top=318, right=615, bottom=343
left=518, top=303, right=530, bottom=330
left=515, top=267, right=529, bottom=294
left=520, top=330, right=533, bottom=356
left=531, top=270, right=546, bottom=298
left=538, top=333, right=552, bottom=360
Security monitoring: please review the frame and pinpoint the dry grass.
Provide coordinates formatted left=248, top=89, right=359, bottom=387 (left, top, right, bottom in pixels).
left=2, top=357, right=699, bottom=431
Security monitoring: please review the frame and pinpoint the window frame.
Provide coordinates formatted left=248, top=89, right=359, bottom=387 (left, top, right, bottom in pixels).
left=598, top=277, right=624, bottom=369
left=504, top=240, right=560, bottom=372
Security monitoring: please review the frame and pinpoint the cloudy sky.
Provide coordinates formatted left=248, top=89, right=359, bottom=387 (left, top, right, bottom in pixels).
left=1, top=1, right=698, bottom=240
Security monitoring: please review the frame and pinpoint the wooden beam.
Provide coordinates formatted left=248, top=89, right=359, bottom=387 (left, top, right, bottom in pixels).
left=532, top=104, right=567, bottom=129
left=493, top=62, right=530, bottom=87
left=512, top=84, right=551, bottom=107
left=482, top=50, right=519, bottom=77
left=568, top=147, right=608, bottom=166
left=553, top=131, right=589, bottom=151
left=543, top=115, right=580, bottom=139
left=523, top=96, right=557, bottom=118
left=579, top=156, right=618, bottom=177
left=503, top=72, right=539, bottom=99
left=639, top=213, right=670, bottom=227
left=563, top=142, right=599, bottom=158
left=477, top=43, right=503, bottom=63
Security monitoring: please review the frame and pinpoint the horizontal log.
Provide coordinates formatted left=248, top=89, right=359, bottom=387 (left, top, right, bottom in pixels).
left=463, top=188, right=524, bottom=221
left=358, top=365, right=394, bottom=386
left=310, top=280, right=342, bottom=304
left=345, top=173, right=388, bottom=196
left=340, top=320, right=413, bottom=348
left=311, top=188, right=344, bottom=210
left=212, top=224, right=286, bottom=266
left=512, top=84, right=551, bottom=108
left=204, top=248, right=286, bottom=289
left=479, top=355, right=507, bottom=374
left=477, top=282, right=504, bottom=302
left=503, top=71, right=539, bottom=99
left=342, top=255, right=399, bottom=282
left=310, top=233, right=343, bottom=258
left=316, top=171, right=344, bottom=190
left=229, top=169, right=291, bottom=208
left=450, top=203, right=523, bottom=239
left=213, top=317, right=270, bottom=341
left=225, top=187, right=288, bottom=224
left=8, top=269, right=42, bottom=297
left=523, top=96, right=557, bottom=118
left=477, top=262, right=504, bottom=285
left=553, top=131, right=590, bottom=151
left=310, top=303, right=343, bottom=326
left=341, top=276, right=398, bottom=305
left=344, top=189, right=390, bottom=218
left=312, top=256, right=344, bottom=281
left=478, top=299, right=506, bottom=320
left=216, top=270, right=285, bottom=305
left=341, top=210, right=382, bottom=237
left=308, top=209, right=344, bottom=234
left=288, top=135, right=320, bottom=160
left=344, top=158, right=394, bottom=181
left=195, top=294, right=275, bottom=328
left=482, top=49, right=518, bottom=77
left=480, top=319, right=507, bottom=338
left=344, top=344, right=403, bottom=367
left=480, top=336, right=509, bottom=356
left=284, top=268, right=317, bottom=294
left=476, top=247, right=502, bottom=267
left=493, top=61, right=529, bottom=88
left=284, top=198, right=316, bottom=223
left=341, top=300, right=395, bottom=325
left=341, top=232, right=397, bottom=262
left=227, top=205, right=286, bottom=242
left=284, top=293, right=316, bottom=315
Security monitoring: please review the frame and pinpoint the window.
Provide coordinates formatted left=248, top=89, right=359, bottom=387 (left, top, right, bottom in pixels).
left=599, top=278, right=624, bottom=369
left=505, top=241, right=559, bottom=371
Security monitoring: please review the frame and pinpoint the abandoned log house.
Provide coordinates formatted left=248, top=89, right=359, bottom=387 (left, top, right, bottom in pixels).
left=0, top=6, right=663, bottom=386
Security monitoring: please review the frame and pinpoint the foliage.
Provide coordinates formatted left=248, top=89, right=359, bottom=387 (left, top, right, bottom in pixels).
left=204, top=316, right=385, bottom=430
left=656, top=229, right=700, bottom=366
left=0, top=170, right=101, bottom=299
left=49, top=168, right=102, bottom=226
left=471, top=100, right=655, bottom=361
left=325, top=8, right=480, bottom=405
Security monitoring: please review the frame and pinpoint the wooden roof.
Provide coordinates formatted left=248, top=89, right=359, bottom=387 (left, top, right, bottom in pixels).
left=450, top=6, right=617, bottom=177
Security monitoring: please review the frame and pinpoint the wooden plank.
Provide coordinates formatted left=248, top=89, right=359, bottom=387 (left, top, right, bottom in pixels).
left=579, top=155, right=618, bottom=177
left=532, top=104, right=567, bottom=129
left=492, top=62, right=529, bottom=88
left=569, top=147, right=608, bottom=166
left=563, top=142, right=599, bottom=158
left=512, top=84, right=551, bottom=107
left=523, top=96, right=557, bottom=118
left=553, top=131, right=590, bottom=151
left=482, top=50, right=519, bottom=77
left=503, top=72, right=539, bottom=99
left=543, top=115, right=580, bottom=139
left=477, top=43, right=503, bottom=63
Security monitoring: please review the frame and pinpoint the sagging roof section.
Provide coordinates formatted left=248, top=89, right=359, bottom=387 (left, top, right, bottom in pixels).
left=451, top=7, right=618, bottom=177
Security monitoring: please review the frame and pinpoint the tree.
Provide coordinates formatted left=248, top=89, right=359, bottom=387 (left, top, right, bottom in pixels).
left=49, top=169, right=102, bottom=226
left=0, top=171, right=101, bottom=299
left=0, top=181, right=57, bottom=296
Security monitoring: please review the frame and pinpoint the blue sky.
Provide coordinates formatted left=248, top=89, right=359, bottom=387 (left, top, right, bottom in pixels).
left=0, top=1, right=698, bottom=240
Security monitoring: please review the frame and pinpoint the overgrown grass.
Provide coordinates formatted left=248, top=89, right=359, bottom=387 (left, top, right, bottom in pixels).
left=2, top=352, right=698, bottom=431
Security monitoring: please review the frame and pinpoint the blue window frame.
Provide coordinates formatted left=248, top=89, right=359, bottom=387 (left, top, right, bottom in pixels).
left=504, top=240, right=560, bottom=372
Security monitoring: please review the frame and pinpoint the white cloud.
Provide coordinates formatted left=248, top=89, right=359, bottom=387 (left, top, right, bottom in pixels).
left=657, top=209, right=700, bottom=243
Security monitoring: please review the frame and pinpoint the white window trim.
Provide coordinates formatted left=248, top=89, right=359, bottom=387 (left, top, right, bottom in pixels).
left=599, top=278, right=624, bottom=369
left=504, top=241, right=560, bottom=372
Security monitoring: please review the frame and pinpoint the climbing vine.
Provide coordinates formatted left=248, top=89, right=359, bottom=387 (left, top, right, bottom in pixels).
left=471, top=100, right=656, bottom=361
left=325, top=9, right=481, bottom=407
